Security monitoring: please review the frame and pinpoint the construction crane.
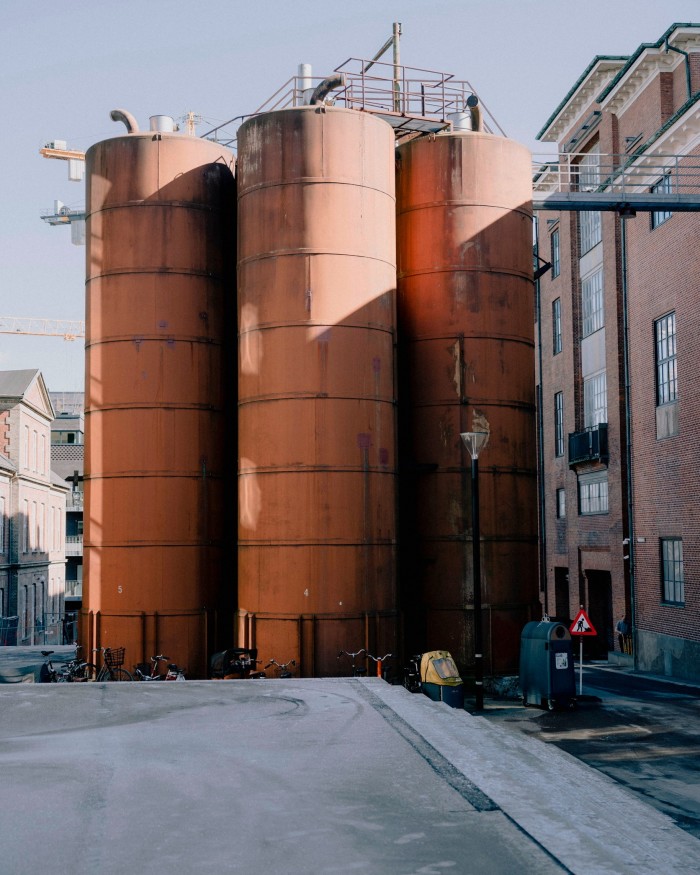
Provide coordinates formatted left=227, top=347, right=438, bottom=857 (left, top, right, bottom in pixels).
left=39, top=140, right=86, bottom=244
left=0, top=316, right=85, bottom=341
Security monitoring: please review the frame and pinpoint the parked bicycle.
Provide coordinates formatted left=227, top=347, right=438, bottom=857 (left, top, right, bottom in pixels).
left=403, top=653, right=423, bottom=693
left=210, top=648, right=264, bottom=679
left=366, top=652, right=395, bottom=680
left=337, top=649, right=368, bottom=677
left=39, top=650, right=64, bottom=683
left=39, top=645, right=95, bottom=682
left=91, top=647, right=133, bottom=682
left=263, top=658, right=296, bottom=678
left=134, top=655, right=187, bottom=681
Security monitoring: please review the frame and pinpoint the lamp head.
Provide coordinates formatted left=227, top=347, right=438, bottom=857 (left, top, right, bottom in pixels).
left=461, top=431, right=490, bottom=460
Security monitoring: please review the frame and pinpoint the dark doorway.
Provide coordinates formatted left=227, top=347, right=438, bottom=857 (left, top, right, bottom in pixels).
left=554, top=567, right=570, bottom=625
left=586, top=570, right=612, bottom=658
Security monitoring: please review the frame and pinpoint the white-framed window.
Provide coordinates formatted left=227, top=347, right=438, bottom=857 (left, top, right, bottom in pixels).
left=661, top=538, right=684, bottom=604
left=556, top=488, right=566, bottom=519
left=554, top=392, right=564, bottom=457
left=23, top=426, right=29, bottom=470
left=579, top=471, right=608, bottom=515
left=655, top=312, right=677, bottom=405
left=651, top=174, right=673, bottom=229
left=581, top=269, right=604, bottom=337
left=578, top=146, right=602, bottom=253
left=552, top=298, right=562, bottom=355
left=584, top=372, right=607, bottom=428
left=551, top=229, right=560, bottom=278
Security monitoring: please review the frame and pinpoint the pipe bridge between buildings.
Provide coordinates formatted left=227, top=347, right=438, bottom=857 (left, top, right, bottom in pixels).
left=532, top=152, right=700, bottom=212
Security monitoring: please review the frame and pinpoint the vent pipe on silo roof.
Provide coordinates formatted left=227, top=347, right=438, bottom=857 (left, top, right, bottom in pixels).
left=298, top=63, right=314, bottom=105
left=110, top=108, right=140, bottom=133
left=310, top=73, right=346, bottom=105
left=149, top=115, right=175, bottom=132
left=448, top=95, right=482, bottom=133
left=467, top=94, right=482, bottom=132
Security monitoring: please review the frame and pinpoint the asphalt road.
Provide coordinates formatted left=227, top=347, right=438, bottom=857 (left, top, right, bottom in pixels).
left=480, top=663, right=700, bottom=839
left=2, top=652, right=700, bottom=874
left=0, top=678, right=564, bottom=875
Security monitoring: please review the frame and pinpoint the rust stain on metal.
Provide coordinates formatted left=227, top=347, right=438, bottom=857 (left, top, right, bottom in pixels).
left=237, top=107, right=399, bottom=676
left=82, top=130, right=235, bottom=676
left=396, top=130, right=538, bottom=676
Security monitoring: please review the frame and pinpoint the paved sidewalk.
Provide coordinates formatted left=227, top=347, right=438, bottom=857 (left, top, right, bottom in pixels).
left=369, top=680, right=700, bottom=874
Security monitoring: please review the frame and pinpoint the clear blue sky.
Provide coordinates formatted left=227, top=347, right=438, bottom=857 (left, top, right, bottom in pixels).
left=2, top=0, right=698, bottom=392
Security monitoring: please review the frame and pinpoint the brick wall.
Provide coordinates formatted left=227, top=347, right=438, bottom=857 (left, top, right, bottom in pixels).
left=623, top=143, right=700, bottom=645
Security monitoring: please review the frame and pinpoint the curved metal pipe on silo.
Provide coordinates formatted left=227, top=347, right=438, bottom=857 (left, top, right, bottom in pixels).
left=82, top=123, right=235, bottom=677
left=237, top=106, right=398, bottom=676
left=396, top=131, right=539, bottom=676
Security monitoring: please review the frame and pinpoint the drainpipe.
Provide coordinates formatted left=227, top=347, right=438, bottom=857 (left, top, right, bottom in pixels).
left=533, top=216, right=549, bottom=614
left=665, top=39, right=693, bottom=100
left=620, top=214, right=636, bottom=665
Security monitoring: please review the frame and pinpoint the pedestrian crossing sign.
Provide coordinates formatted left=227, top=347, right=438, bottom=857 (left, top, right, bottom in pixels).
left=570, top=609, right=597, bottom=636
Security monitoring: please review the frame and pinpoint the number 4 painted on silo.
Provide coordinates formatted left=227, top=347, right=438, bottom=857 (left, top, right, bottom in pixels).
left=570, top=608, right=597, bottom=636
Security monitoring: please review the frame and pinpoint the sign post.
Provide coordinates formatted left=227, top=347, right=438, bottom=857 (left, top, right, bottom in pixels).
left=569, top=607, right=597, bottom=696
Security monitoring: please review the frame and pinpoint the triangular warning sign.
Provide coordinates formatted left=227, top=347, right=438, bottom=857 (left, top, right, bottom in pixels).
left=570, top=609, right=597, bottom=636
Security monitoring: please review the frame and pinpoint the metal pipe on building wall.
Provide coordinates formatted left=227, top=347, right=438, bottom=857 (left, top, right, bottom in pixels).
left=620, top=216, right=636, bottom=660
left=81, top=114, right=236, bottom=677
left=396, top=130, right=540, bottom=676
left=236, top=106, right=399, bottom=676
left=533, top=216, right=549, bottom=614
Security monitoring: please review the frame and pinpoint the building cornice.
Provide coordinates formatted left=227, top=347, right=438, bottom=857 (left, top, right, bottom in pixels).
left=598, top=31, right=700, bottom=115
left=537, top=57, right=627, bottom=143
left=597, top=23, right=700, bottom=108
left=537, top=23, right=700, bottom=145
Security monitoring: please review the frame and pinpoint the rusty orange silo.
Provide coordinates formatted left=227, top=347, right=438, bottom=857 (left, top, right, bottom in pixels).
left=396, top=130, right=539, bottom=676
left=236, top=106, right=398, bottom=676
left=82, top=114, right=235, bottom=677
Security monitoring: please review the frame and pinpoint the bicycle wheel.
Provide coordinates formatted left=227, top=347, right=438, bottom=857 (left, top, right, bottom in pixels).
left=73, top=662, right=98, bottom=682
left=107, top=668, right=133, bottom=682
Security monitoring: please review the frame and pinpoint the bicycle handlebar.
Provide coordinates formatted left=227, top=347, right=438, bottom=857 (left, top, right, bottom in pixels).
left=337, top=649, right=367, bottom=661
left=366, top=653, right=395, bottom=663
left=264, top=658, right=297, bottom=670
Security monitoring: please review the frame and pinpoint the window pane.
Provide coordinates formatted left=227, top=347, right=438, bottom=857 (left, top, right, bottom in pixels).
left=554, top=392, right=564, bottom=456
left=578, top=147, right=602, bottom=252
left=584, top=372, right=607, bottom=428
left=651, top=174, right=673, bottom=228
left=552, top=298, right=562, bottom=354
left=556, top=488, right=566, bottom=518
left=661, top=538, right=684, bottom=604
left=582, top=270, right=604, bottom=337
left=579, top=473, right=608, bottom=515
left=655, top=312, right=677, bottom=404
left=551, top=230, right=560, bottom=278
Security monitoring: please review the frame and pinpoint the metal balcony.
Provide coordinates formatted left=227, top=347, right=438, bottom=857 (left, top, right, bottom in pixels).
left=568, top=424, right=608, bottom=467
left=65, top=579, right=83, bottom=599
left=65, top=535, right=83, bottom=556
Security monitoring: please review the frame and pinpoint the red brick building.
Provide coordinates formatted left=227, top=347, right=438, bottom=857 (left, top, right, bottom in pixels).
left=535, top=23, right=700, bottom=680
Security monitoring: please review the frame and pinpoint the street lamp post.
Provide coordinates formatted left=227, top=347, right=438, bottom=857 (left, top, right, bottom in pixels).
left=460, top=431, right=489, bottom=710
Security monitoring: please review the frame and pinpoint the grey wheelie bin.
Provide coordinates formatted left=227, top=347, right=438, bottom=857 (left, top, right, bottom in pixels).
left=519, top=621, right=576, bottom=710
